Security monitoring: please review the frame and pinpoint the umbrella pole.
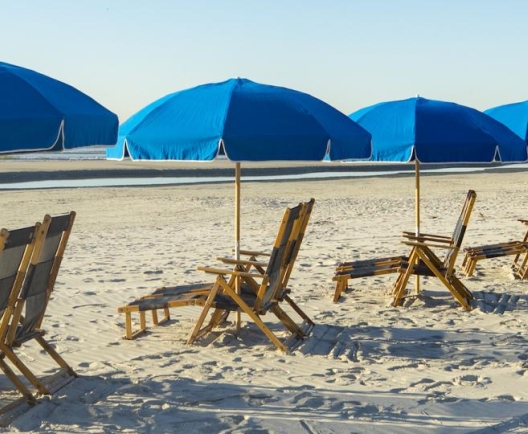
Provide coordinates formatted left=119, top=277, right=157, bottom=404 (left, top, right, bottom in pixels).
left=235, top=162, right=241, bottom=334
left=415, top=159, right=421, bottom=295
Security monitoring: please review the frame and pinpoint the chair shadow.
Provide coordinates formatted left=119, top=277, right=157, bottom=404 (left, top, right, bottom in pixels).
left=8, top=370, right=528, bottom=432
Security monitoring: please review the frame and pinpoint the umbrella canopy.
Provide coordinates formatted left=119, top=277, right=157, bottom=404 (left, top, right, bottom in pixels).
left=350, top=96, right=527, bottom=164
left=107, top=77, right=371, bottom=162
left=0, top=61, right=118, bottom=154
left=485, top=100, right=528, bottom=142
left=350, top=95, right=528, bottom=294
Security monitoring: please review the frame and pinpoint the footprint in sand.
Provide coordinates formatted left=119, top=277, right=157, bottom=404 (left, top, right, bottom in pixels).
left=453, top=374, right=491, bottom=387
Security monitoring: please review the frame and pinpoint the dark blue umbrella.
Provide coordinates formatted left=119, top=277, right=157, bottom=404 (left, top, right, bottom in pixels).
left=107, top=77, right=372, bottom=255
left=350, top=96, right=527, bottom=235
left=0, top=61, right=118, bottom=154
left=485, top=100, right=528, bottom=142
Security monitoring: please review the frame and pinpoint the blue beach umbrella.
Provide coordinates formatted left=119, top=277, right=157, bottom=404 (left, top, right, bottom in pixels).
left=485, top=100, right=528, bottom=143
left=108, top=77, right=372, bottom=255
left=350, top=96, right=527, bottom=235
left=0, top=61, right=118, bottom=154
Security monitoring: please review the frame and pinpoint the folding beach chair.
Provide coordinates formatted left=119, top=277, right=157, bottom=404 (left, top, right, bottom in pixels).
left=118, top=199, right=315, bottom=353
left=333, top=190, right=476, bottom=310
left=462, top=218, right=528, bottom=278
left=2, top=212, right=77, bottom=397
left=391, top=190, right=477, bottom=310
left=0, top=223, right=42, bottom=416
left=216, top=198, right=315, bottom=333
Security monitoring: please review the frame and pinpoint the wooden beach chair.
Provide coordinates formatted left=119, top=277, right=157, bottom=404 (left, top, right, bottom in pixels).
left=462, top=219, right=528, bottom=278
left=0, top=223, right=42, bottom=418
left=118, top=199, right=315, bottom=353
left=216, top=198, right=315, bottom=331
left=391, top=190, right=477, bottom=310
left=333, top=190, right=476, bottom=310
left=1, top=212, right=77, bottom=398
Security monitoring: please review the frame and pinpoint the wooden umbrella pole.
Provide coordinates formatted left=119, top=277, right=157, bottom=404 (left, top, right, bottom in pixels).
left=235, top=162, right=241, bottom=333
left=415, top=159, right=421, bottom=295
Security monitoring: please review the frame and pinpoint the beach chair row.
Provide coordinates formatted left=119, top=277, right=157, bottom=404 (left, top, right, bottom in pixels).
left=0, top=212, right=76, bottom=425
left=116, top=190, right=528, bottom=357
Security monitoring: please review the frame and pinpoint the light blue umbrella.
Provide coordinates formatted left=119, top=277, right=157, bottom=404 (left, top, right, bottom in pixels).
left=107, top=77, right=372, bottom=255
left=0, top=61, right=118, bottom=154
left=485, top=100, right=528, bottom=143
left=350, top=96, right=527, bottom=235
left=107, top=77, right=371, bottom=162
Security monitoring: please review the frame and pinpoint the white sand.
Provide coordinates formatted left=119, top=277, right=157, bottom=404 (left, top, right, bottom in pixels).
left=2, top=166, right=528, bottom=433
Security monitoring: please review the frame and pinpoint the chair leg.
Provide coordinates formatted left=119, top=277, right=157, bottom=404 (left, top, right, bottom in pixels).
left=415, top=250, right=473, bottom=311
left=34, top=336, right=77, bottom=393
left=283, top=294, right=314, bottom=331
left=0, top=345, right=49, bottom=395
left=449, top=275, right=474, bottom=311
left=208, top=308, right=230, bottom=329
left=35, top=336, right=76, bottom=377
left=123, top=311, right=147, bottom=340
left=333, top=277, right=348, bottom=303
left=188, top=281, right=222, bottom=344
left=514, top=252, right=528, bottom=279
left=465, top=256, right=477, bottom=277
left=0, top=356, right=36, bottom=404
left=391, top=250, right=417, bottom=306
left=270, top=304, right=306, bottom=338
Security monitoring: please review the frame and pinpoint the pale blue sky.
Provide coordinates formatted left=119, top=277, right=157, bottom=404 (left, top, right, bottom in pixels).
left=3, top=1, right=527, bottom=122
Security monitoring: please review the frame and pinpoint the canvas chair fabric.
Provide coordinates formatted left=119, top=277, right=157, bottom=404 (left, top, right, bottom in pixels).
left=118, top=199, right=315, bottom=353
left=0, top=223, right=42, bottom=416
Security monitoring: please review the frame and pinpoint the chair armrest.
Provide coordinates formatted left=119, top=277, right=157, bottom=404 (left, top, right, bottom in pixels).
left=402, top=231, right=452, bottom=244
left=401, top=240, right=456, bottom=250
left=217, top=257, right=267, bottom=268
left=197, top=265, right=266, bottom=279
left=239, top=249, right=271, bottom=257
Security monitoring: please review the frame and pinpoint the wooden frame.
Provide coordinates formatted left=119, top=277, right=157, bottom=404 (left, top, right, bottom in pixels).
left=118, top=199, right=315, bottom=353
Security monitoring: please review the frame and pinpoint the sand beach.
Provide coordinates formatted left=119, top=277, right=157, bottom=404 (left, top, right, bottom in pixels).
left=1, top=160, right=528, bottom=432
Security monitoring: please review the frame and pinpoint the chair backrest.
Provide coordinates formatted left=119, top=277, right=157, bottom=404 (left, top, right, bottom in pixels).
left=0, top=224, right=40, bottom=340
left=278, top=198, right=315, bottom=297
left=7, top=212, right=75, bottom=345
left=254, top=199, right=313, bottom=312
left=444, top=190, right=477, bottom=271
